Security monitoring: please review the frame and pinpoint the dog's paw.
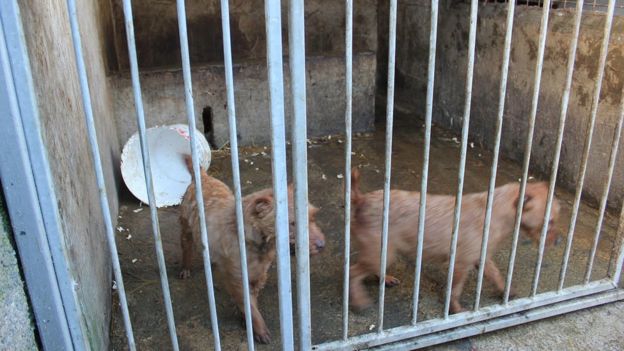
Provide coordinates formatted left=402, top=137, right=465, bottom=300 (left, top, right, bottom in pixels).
left=385, top=275, right=401, bottom=287
left=449, top=303, right=466, bottom=314
left=253, top=328, right=272, bottom=344
left=506, top=287, right=518, bottom=299
left=178, top=269, right=191, bottom=280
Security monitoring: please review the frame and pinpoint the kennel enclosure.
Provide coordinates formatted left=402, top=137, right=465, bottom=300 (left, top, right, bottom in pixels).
left=1, top=0, right=624, bottom=350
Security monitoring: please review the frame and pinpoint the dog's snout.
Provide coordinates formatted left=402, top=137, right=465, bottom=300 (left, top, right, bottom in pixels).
left=315, top=239, right=325, bottom=250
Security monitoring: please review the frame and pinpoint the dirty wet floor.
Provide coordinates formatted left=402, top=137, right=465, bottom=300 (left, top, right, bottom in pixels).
left=110, top=115, right=620, bottom=350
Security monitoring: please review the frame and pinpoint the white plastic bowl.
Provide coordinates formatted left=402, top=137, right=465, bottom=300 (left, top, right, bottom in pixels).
left=120, top=124, right=211, bottom=207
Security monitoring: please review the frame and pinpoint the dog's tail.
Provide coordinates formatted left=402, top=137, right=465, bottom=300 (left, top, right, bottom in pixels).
left=351, top=167, right=364, bottom=207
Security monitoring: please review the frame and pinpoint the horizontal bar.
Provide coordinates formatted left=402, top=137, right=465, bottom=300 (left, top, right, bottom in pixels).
left=412, top=0, right=439, bottom=325
left=120, top=1, right=179, bottom=349
left=342, top=0, right=354, bottom=340
left=175, top=1, right=222, bottom=349
left=218, top=0, right=254, bottom=348
left=445, top=0, right=478, bottom=318
left=377, top=0, right=398, bottom=332
left=375, top=288, right=624, bottom=351
left=474, top=0, right=516, bottom=311
left=313, top=279, right=616, bottom=351
left=65, top=0, right=133, bottom=349
left=264, top=0, right=295, bottom=348
left=557, top=0, right=586, bottom=292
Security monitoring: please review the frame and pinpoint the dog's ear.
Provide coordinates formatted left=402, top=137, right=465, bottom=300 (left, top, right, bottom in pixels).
left=252, top=196, right=274, bottom=219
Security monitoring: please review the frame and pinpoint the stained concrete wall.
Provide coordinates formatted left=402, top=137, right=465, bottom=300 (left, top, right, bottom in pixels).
left=113, top=54, right=376, bottom=148
left=107, top=0, right=377, bottom=71
left=107, top=0, right=377, bottom=148
left=19, top=0, right=121, bottom=348
left=393, top=1, right=624, bottom=210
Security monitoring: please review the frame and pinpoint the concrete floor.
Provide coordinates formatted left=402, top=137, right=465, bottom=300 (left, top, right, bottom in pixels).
left=110, top=114, right=623, bottom=350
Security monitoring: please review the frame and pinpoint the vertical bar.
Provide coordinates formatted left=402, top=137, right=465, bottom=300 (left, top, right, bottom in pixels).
left=411, top=0, right=438, bottom=325
left=377, top=0, right=398, bottom=332
left=64, top=1, right=136, bottom=349
left=473, top=0, right=516, bottom=311
left=611, top=199, right=624, bottom=285
left=342, top=0, right=354, bottom=340
left=504, top=0, right=552, bottom=302
left=218, top=0, right=255, bottom=349
left=218, top=1, right=256, bottom=350
left=175, top=1, right=222, bottom=349
left=120, top=2, right=179, bottom=349
left=554, top=0, right=585, bottom=292
left=264, top=0, right=295, bottom=348
left=443, top=0, right=478, bottom=319
left=585, top=91, right=624, bottom=283
left=287, top=0, right=311, bottom=348
left=556, top=0, right=615, bottom=291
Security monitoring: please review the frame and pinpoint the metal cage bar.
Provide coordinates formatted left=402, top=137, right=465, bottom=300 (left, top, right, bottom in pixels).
left=288, top=0, right=312, bottom=348
left=412, top=0, right=439, bottom=325
left=119, top=1, right=179, bottom=349
left=264, top=0, right=295, bottom=348
left=444, top=0, right=479, bottom=318
left=0, top=8, right=81, bottom=348
left=64, top=0, right=135, bottom=349
left=557, top=0, right=616, bottom=290
left=583, top=0, right=618, bottom=284
left=175, top=1, right=222, bottom=349
left=555, top=0, right=586, bottom=292
left=218, top=0, right=255, bottom=348
left=313, top=279, right=618, bottom=350
left=377, top=0, right=398, bottom=332
left=342, top=0, right=354, bottom=340
left=504, top=0, right=552, bottom=302
left=473, top=0, right=516, bottom=311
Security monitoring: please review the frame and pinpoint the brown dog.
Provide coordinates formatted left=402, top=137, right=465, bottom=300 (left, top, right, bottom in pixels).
left=348, top=168, right=560, bottom=313
left=178, top=156, right=325, bottom=343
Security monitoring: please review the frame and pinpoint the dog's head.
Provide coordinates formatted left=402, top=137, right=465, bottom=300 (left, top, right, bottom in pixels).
left=243, top=192, right=278, bottom=249
left=286, top=185, right=326, bottom=256
left=516, top=182, right=561, bottom=247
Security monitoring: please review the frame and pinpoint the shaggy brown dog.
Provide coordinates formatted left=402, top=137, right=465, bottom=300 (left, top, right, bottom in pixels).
left=349, top=168, right=560, bottom=313
left=178, top=156, right=325, bottom=343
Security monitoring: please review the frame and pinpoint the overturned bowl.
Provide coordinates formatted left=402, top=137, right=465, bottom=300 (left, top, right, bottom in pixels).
left=120, top=124, right=211, bottom=207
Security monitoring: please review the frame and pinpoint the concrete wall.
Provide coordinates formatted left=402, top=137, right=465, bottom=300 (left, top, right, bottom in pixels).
left=113, top=54, right=376, bottom=148
left=19, top=0, right=121, bottom=348
left=107, top=0, right=378, bottom=148
left=108, top=0, right=377, bottom=71
left=393, top=1, right=624, bottom=210
left=0, top=196, right=37, bottom=350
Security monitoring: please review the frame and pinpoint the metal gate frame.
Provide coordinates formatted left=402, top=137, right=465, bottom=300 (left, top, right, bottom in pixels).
left=0, top=1, right=86, bottom=350
left=1, top=0, right=624, bottom=350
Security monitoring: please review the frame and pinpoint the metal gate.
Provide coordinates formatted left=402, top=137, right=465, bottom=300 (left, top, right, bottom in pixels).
left=1, top=0, right=623, bottom=350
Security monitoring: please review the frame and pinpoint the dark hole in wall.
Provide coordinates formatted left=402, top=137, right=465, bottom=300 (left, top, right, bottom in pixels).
left=202, top=106, right=215, bottom=148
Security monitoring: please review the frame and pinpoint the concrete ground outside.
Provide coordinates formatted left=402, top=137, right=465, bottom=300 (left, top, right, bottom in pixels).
left=110, top=113, right=623, bottom=350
